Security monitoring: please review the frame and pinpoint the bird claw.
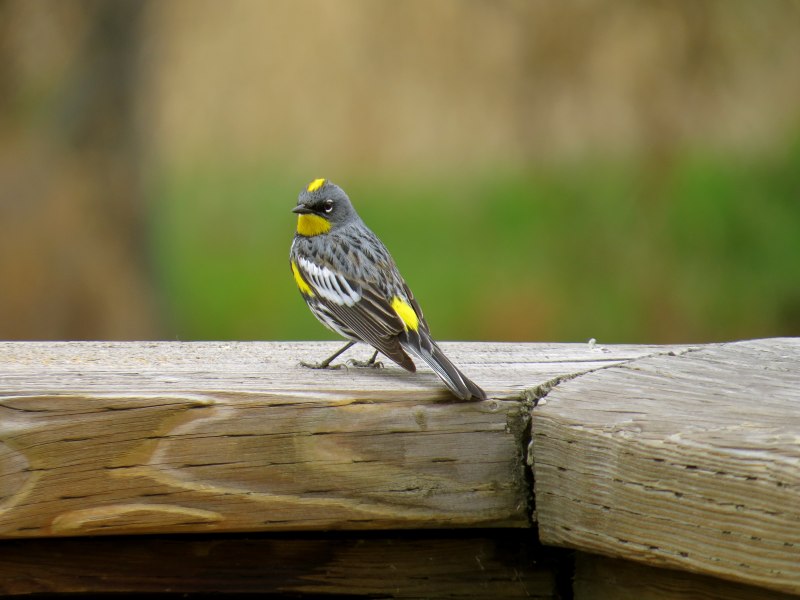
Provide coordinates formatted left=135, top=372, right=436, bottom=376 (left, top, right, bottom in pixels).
left=300, top=360, right=344, bottom=370
left=347, top=358, right=384, bottom=369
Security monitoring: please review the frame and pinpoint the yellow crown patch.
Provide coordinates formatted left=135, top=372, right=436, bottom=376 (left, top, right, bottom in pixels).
left=307, top=178, right=326, bottom=192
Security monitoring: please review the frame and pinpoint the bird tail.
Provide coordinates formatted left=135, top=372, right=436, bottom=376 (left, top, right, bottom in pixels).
left=403, top=340, right=486, bottom=401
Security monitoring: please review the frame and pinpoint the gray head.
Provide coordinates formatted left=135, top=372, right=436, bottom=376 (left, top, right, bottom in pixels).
left=293, top=178, right=359, bottom=234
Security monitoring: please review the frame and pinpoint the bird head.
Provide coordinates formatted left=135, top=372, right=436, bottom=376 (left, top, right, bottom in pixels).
left=293, top=178, right=357, bottom=236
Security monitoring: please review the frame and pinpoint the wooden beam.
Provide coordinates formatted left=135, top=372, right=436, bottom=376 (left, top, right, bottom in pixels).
left=0, top=340, right=668, bottom=538
left=3, top=339, right=797, bottom=595
left=532, top=338, right=800, bottom=595
left=0, top=532, right=562, bottom=598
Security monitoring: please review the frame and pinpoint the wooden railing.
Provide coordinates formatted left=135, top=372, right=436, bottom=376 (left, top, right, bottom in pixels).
left=0, top=339, right=797, bottom=597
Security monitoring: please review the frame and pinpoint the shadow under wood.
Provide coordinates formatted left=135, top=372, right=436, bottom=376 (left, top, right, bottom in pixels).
left=0, top=530, right=568, bottom=598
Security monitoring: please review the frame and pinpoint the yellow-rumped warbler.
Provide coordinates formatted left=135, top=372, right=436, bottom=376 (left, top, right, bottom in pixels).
left=289, top=178, right=486, bottom=401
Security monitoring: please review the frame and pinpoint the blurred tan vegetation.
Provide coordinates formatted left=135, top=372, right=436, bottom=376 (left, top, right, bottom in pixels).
left=1, top=0, right=799, bottom=343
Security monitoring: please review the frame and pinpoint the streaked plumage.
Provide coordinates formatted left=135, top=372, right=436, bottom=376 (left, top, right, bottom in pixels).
left=289, top=179, right=486, bottom=401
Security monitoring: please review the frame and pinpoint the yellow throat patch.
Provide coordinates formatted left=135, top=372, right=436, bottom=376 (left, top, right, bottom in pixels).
left=291, top=261, right=314, bottom=296
left=296, top=214, right=331, bottom=237
left=307, top=178, right=326, bottom=192
left=391, top=296, right=419, bottom=331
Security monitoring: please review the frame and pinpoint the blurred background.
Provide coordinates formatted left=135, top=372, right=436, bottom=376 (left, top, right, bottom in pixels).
left=1, top=0, right=799, bottom=344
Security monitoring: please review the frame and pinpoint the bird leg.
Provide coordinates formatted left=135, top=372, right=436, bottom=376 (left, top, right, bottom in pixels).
left=300, top=341, right=356, bottom=370
left=348, top=349, right=383, bottom=369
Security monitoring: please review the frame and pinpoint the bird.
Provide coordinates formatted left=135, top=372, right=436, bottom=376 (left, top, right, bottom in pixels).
left=289, top=178, right=487, bottom=401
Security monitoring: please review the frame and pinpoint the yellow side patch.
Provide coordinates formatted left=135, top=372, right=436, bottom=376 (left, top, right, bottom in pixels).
left=291, top=261, right=314, bottom=296
left=296, top=214, right=331, bottom=237
left=391, top=296, right=419, bottom=332
left=306, top=178, right=326, bottom=192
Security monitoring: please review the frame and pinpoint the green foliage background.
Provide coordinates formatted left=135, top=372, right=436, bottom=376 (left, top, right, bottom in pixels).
left=151, top=136, right=800, bottom=344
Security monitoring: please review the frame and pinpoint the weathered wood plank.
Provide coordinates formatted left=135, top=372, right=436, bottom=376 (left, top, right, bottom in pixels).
left=574, top=553, right=798, bottom=600
left=0, top=532, right=560, bottom=598
left=0, top=341, right=672, bottom=538
left=532, top=338, right=800, bottom=595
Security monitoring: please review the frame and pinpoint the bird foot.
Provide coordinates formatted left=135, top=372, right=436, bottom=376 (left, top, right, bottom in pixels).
left=300, top=360, right=344, bottom=370
left=347, top=358, right=384, bottom=369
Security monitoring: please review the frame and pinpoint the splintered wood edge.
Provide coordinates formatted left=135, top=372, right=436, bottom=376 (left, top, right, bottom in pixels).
left=531, top=338, right=800, bottom=595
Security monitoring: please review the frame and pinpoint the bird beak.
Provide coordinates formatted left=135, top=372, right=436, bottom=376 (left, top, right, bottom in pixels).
left=292, top=204, right=312, bottom=214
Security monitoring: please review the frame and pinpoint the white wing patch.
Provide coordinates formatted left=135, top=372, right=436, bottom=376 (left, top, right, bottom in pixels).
left=297, top=256, right=361, bottom=306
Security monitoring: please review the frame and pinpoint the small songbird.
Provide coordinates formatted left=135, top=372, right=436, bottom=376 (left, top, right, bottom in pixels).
left=289, top=178, right=486, bottom=401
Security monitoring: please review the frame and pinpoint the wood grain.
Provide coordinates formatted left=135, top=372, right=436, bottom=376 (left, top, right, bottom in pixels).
left=0, top=340, right=669, bottom=538
left=0, top=531, right=560, bottom=598
left=532, top=338, right=800, bottom=595
left=574, top=553, right=798, bottom=600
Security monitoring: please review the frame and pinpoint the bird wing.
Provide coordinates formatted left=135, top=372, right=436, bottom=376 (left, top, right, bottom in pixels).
left=293, top=255, right=416, bottom=371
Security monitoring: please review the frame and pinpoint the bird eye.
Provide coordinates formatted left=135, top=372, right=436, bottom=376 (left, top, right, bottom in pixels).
left=323, top=200, right=334, bottom=213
